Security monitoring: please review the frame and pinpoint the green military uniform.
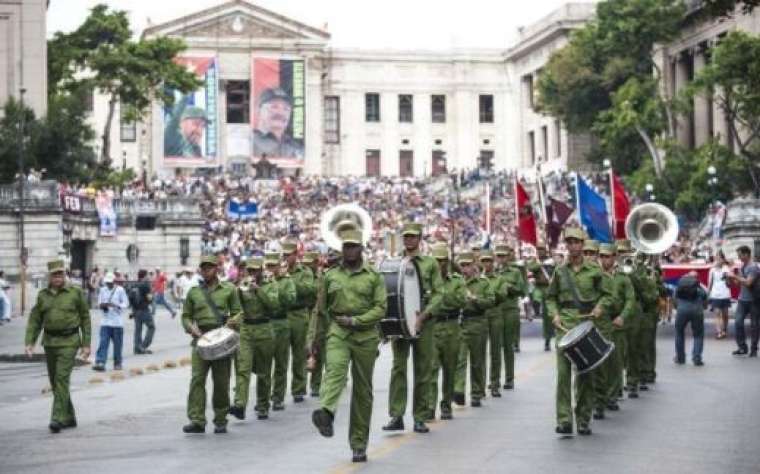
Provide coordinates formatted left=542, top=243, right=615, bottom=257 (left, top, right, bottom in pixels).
left=426, top=245, right=466, bottom=418
left=546, top=228, right=612, bottom=432
left=527, top=249, right=554, bottom=349
left=317, top=230, right=387, bottom=452
left=181, top=256, right=243, bottom=429
left=25, top=260, right=91, bottom=430
left=605, top=257, right=636, bottom=408
left=303, top=251, right=328, bottom=396
left=499, top=251, right=528, bottom=389
left=625, top=262, right=648, bottom=397
left=388, top=223, right=444, bottom=425
left=454, top=253, right=496, bottom=404
left=265, top=253, right=297, bottom=408
left=283, top=243, right=318, bottom=399
left=232, top=258, right=278, bottom=418
left=164, top=95, right=207, bottom=158
left=637, top=263, right=661, bottom=386
left=482, top=251, right=506, bottom=395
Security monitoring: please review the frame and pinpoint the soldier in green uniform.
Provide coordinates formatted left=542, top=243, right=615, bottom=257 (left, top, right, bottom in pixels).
left=303, top=251, right=327, bottom=397
left=527, top=244, right=554, bottom=351
left=383, top=222, right=443, bottom=434
left=547, top=228, right=612, bottom=436
left=624, top=250, right=648, bottom=399
left=426, top=244, right=467, bottom=419
left=230, top=258, right=278, bottom=421
left=482, top=250, right=506, bottom=398
left=283, top=241, right=317, bottom=403
left=311, top=229, right=387, bottom=463
left=181, top=255, right=243, bottom=434
left=164, top=94, right=208, bottom=158
left=583, top=240, right=600, bottom=262
left=453, top=252, right=495, bottom=407
left=25, top=260, right=91, bottom=433
left=636, top=255, right=661, bottom=390
left=495, top=245, right=528, bottom=390
left=265, top=252, right=297, bottom=411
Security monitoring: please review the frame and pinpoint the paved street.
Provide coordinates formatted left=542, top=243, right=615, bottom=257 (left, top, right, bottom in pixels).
left=0, top=310, right=758, bottom=474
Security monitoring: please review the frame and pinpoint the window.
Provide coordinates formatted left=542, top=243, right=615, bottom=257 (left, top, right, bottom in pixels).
left=120, top=108, right=136, bottom=142
left=230, top=162, right=248, bottom=175
left=365, top=93, right=380, bottom=122
left=431, top=95, right=446, bottom=123
left=523, top=74, right=535, bottom=109
left=528, top=131, right=536, bottom=164
left=479, top=94, right=494, bottom=123
left=399, top=94, right=413, bottom=123
left=399, top=150, right=413, bottom=177
left=324, top=96, right=340, bottom=144
left=82, top=85, right=94, bottom=113
left=479, top=150, right=494, bottom=171
left=541, top=125, right=548, bottom=162
left=432, top=150, right=447, bottom=176
left=366, top=149, right=381, bottom=177
left=555, top=120, right=562, bottom=158
left=225, top=80, right=250, bottom=124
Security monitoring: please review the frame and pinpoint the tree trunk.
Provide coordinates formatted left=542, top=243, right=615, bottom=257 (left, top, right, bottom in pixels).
left=635, top=124, right=663, bottom=178
left=101, top=94, right=117, bottom=163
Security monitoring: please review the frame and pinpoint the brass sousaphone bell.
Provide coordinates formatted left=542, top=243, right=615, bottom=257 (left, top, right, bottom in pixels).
left=625, top=202, right=679, bottom=254
left=319, top=203, right=373, bottom=251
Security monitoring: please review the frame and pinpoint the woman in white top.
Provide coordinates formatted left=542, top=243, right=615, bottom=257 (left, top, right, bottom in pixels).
left=708, top=252, right=732, bottom=339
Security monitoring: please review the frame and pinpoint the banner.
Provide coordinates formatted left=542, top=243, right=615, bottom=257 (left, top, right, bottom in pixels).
left=611, top=171, right=631, bottom=239
left=227, top=200, right=258, bottom=220
left=95, top=193, right=116, bottom=237
left=61, top=193, right=83, bottom=214
left=251, top=58, right=305, bottom=167
left=163, top=56, right=219, bottom=167
left=515, top=180, right=537, bottom=245
left=577, top=175, right=612, bottom=243
left=546, top=198, right=574, bottom=249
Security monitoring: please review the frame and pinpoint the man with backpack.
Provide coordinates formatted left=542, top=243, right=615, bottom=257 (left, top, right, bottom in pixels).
left=129, top=270, right=154, bottom=355
left=673, top=271, right=708, bottom=366
left=727, top=246, right=760, bottom=357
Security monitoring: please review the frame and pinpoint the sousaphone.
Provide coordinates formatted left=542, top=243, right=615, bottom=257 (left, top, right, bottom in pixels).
left=319, top=203, right=372, bottom=251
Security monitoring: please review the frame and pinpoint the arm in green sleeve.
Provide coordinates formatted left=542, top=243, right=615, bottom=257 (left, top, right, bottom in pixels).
left=620, top=277, right=636, bottom=322
left=228, top=288, right=243, bottom=326
left=353, top=273, right=387, bottom=328
left=78, top=289, right=91, bottom=346
left=545, top=272, right=560, bottom=318
left=594, top=274, right=615, bottom=317
left=474, top=280, right=496, bottom=310
left=425, top=262, right=445, bottom=314
left=181, top=290, right=194, bottom=333
left=24, top=297, right=44, bottom=346
left=299, top=271, right=317, bottom=306
left=281, top=278, right=297, bottom=311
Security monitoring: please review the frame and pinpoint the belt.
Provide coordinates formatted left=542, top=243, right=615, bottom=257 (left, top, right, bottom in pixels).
left=243, top=318, right=270, bottom=325
left=563, top=301, right=595, bottom=314
left=198, top=325, right=222, bottom=333
left=462, top=312, right=483, bottom=320
left=436, top=313, right=460, bottom=322
left=45, top=327, right=79, bottom=337
left=270, top=315, right=287, bottom=320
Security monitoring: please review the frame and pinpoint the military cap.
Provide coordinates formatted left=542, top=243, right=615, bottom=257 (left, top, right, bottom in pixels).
left=598, top=243, right=617, bottom=256
left=281, top=241, right=298, bottom=254
left=181, top=106, right=208, bottom=122
left=264, top=252, right=280, bottom=266
left=431, top=246, right=450, bottom=260
left=258, top=87, right=292, bottom=107
left=200, top=255, right=218, bottom=267
left=301, top=251, right=319, bottom=264
left=47, top=259, right=66, bottom=274
left=479, top=250, right=495, bottom=261
left=564, top=227, right=586, bottom=242
left=246, top=257, right=264, bottom=270
left=340, top=229, right=363, bottom=245
left=457, top=252, right=475, bottom=264
left=616, top=239, right=633, bottom=254
left=470, top=245, right=482, bottom=252
left=583, top=240, right=600, bottom=252
left=536, top=242, right=548, bottom=251
left=401, top=222, right=423, bottom=236
left=494, top=243, right=510, bottom=256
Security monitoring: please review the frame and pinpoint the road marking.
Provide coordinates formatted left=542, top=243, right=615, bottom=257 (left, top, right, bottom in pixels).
left=328, top=350, right=555, bottom=473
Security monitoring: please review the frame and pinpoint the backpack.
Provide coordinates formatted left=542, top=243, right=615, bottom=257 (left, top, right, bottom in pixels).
left=128, top=285, right=143, bottom=309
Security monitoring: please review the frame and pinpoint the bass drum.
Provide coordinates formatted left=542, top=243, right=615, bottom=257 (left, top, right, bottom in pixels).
left=377, top=257, right=422, bottom=339
left=557, top=321, right=614, bottom=374
left=196, top=327, right=240, bottom=361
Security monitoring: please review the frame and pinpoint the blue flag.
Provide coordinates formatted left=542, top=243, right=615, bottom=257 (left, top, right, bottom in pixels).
left=227, top=200, right=258, bottom=220
left=576, top=176, right=612, bottom=243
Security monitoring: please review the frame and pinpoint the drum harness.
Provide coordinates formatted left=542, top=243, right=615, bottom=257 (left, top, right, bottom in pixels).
left=558, top=266, right=595, bottom=316
left=198, top=285, right=228, bottom=333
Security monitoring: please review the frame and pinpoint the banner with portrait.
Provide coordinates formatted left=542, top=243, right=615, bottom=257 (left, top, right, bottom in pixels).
left=163, top=56, right=219, bottom=167
left=95, top=193, right=117, bottom=237
left=251, top=58, right=305, bottom=168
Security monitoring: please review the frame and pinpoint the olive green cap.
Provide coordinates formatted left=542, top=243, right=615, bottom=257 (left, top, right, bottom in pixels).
left=264, top=252, right=280, bottom=266
left=479, top=250, right=494, bottom=261
left=301, top=251, right=319, bottom=264
left=583, top=239, right=600, bottom=252
left=457, top=252, right=475, bottom=264
left=181, top=106, right=208, bottom=122
left=401, top=222, right=423, bottom=236
left=536, top=242, right=547, bottom=251
left=281, top=242, right=298, bottom=254
left=598, top=243, right=617, bottom=256
left=340, top=229, right=363, bottom=245
left=246, top=257, right=264, bottom=270
left=616, top=239, right=633, bottom=254
left=200, top=255, right=219, bottom=267
left=564, top=227, right=586, bottom=242
left=470, top=245, right=482, bottom=252
left=494, top=243, right=514, bottom=256
left=431, top=246, right=450, bottom=260
left=47, top=260, right=65, bottom=274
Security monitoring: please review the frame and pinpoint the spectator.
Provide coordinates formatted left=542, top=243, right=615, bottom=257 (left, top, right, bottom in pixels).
left=151, top=267, right=176, bottom=318
left=0, top=271, right=10, bottom=323
left=726, top=246, right=759, bottom=357
left=93, top=273, right=129, bottom=371
left=89, top=267, right=102, bottom=306
left=673, top=271, right=708, bottom=366
left=130, top=269, right=155, bottom=355
left=707, top=252, right=732, bottom=339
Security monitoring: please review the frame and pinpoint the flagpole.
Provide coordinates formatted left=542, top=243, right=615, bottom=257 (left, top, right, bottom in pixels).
left=574, top=172, right=582, bottom=229
left=485, top=180, right=491, bottom=236
left=513, top=173, right=520, bottom=253
left=609, top=166, right=616, bottom=240
left=536, top=163, right=549, bottom=245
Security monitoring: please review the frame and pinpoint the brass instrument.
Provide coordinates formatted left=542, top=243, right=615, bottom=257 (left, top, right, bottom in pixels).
left=319, top=203, right=372, bottom=251
left=625, top=203, right=679, bottom=255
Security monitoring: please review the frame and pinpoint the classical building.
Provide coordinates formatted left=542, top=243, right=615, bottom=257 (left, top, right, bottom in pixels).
left=90, top=0, right=594, bottom=178
left=0, top=0, right=48, bottom=118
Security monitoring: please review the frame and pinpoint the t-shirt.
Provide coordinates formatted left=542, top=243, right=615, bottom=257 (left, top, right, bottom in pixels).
left=739, top=263, right=759, bottom=302
left=709, top=266, right=731, bottom=300
left=152, top=273, right=167, bottom=294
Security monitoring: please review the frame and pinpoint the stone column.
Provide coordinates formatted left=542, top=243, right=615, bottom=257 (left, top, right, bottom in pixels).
left=674, top=52, right=691, bottom=147
left=693, top=48, right=711, bottom=147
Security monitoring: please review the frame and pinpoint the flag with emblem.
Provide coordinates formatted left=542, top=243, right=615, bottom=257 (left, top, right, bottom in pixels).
left=515, top=179, right=537, bottom=245
left=576, top=175, right=612, bottom=243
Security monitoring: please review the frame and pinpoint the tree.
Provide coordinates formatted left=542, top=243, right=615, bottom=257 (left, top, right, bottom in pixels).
left=690, top=31, right=760, bottom=195
left=700, top=0, right=759, bottom=17
left=48, top=4, right=201, bottom=165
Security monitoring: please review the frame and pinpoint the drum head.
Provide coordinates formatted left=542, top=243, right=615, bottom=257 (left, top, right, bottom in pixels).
left=558, top=321, right=593, bottom=349
left=198, top=327, right=231, bottom=348
left=400, top=259, right=422, bottom=337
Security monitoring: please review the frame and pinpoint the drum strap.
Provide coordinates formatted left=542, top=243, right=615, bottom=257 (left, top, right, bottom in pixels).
left=200, top=285, right=226, bottom=326
left=560, top=266, right=585, bottom=314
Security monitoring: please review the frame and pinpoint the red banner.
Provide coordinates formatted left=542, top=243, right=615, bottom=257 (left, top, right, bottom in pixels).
left=516, top=181, right=537, bottom=245
left=612, top=171, right=630, bottom=239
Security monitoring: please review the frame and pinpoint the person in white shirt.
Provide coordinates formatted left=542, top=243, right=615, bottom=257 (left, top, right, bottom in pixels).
left=708, top=252, right=732, bottom=339
left=93, top=273, right=130, bottom=371
left=0, top=271, right=11, bottom=322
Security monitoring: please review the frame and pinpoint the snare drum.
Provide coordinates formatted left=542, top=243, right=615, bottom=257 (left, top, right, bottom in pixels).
left=196, top=327, right=240, bottom=361
left=377, top=257, right=423, bottom=339
left=557, top=321, right=614, bottom=374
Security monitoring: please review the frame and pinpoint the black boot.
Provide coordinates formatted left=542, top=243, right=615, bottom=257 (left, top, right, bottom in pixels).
left=491, top=389, right=501, bottom=398
left=293, top=395, right=305, bottom=403
left=312, top=408, right=334, bottom=437
left=49, top=421, right=63, bottom=434
left=593, top=408, right=605, bottom=420
left=182, top=423, right=205, bottom=434
left=606, top=402, right=620, bottom=411
left=544, top=340, right=551, bottom=351
left=214, top=424, right=227, bottom=434
left=471, top=398, right=482, bottom=407
left=61, top=420, right=77, bottom=429
left=382, top=416, right=404, bottom=431
left=577, top=425, right=592, bottom=436
left=352, top=448, right=367, bottom=463
left=272, top=401, right=285, bottom=411
left=413, top=421, right=430, bottom=433
left=228, top=405, right=246, bottom=420
left=555, top=424, right=572, bottom=435
left=453, top=392, right=466, bottom=406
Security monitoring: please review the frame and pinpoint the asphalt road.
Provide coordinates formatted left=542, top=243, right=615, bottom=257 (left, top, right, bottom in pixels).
left=0, top=309, right=758, bottom=474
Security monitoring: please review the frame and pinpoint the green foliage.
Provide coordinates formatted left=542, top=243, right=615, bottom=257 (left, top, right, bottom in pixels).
left=699, top=0, right=759, bottom=18
left=92, top=168, right=137, bottom=190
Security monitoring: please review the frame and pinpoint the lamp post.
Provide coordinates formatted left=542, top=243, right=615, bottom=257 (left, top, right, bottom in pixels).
left=645, top=183, right=655, bottom=202
left=17, top=88, right=28, bottom=314
left=707, top=165, right=718, bottom=206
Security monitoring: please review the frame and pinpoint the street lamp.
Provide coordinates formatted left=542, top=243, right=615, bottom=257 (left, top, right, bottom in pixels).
left=602, top=158, right=611, bottom=169
left=707, top=165, right=718, bottom=206
left=645, top=183, right=655, bottom=202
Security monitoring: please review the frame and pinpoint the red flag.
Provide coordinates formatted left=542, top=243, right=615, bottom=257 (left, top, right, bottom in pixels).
left=546, top=198, right=573, bottom=248
left=612, top=172, right=630, bottom=239
left=516, top=181, right=537, bottom=245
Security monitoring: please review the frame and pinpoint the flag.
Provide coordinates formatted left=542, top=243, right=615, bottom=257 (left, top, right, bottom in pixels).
left=577, top=175, right=612, bottom=243
left=546, top=198, right=573, bottom=248
left=516, top=180, right=537, bottom=245
left=612, top=171, right=630, bottom=239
